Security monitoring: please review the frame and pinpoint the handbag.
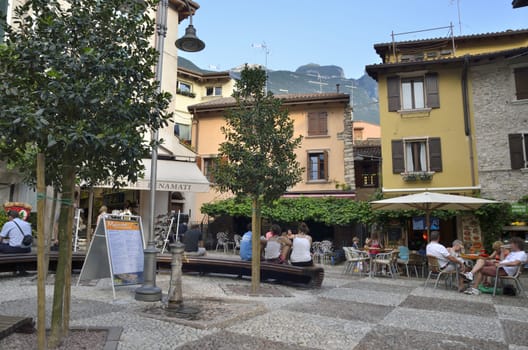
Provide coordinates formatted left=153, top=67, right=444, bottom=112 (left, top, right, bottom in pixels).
left=13, top=220, right=33, bottom=247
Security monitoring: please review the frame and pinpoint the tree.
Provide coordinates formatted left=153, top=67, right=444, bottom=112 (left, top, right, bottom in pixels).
left=0, top=0, right=172, bottom=347
left=213, top=66, right=302, bottom=292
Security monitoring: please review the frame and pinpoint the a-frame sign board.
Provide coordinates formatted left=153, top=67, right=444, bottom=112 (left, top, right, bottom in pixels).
left=77, top=214, right=145, bottom=299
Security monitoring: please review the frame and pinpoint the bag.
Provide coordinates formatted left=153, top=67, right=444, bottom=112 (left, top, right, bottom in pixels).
left=22, top=235, right=33, bottom=246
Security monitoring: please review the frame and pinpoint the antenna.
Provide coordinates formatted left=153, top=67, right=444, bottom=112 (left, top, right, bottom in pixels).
left=308, top=72, right=328, bottom=93
left=251, top=41, right=270, bottom=93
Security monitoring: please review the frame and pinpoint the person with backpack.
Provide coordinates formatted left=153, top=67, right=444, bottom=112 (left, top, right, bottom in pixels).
left=0, top=210, right=33, bottom=253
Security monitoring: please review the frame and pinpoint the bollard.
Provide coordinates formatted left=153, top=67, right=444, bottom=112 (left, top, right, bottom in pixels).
left=167, top=242, right=185, bottom=309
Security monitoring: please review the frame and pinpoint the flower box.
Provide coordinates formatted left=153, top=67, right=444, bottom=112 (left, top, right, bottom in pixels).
left=400, top=171, right=435, bottom=182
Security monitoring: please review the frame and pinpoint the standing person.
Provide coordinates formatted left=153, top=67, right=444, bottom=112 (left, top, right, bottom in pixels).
left=96, top=205, right=108, bottom=226
left=426, top=231, right=466, bottom=292
left=463, top=237, right=527, bottom=295
left=240, top=223, right=253, bottom=261
left=289, top=222, right=313, bottom=266
left=183, top=224, right=206, bottom=256
left=0, top=210, right=32, bottom=253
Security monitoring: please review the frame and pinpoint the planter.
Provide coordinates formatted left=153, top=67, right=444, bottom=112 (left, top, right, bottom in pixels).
left=400, top=171, right=435, bottom=182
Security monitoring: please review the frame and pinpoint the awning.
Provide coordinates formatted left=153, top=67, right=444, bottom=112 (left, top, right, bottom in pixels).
left=282, top=192, right=356, bottom=199
left=97, top=159, right=209, bottom=193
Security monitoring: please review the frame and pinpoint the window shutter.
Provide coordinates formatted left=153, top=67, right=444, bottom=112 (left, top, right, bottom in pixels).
left=195, top=156, right=202, bottom=171
left=428, top=137, right=443, bottom=172
left=509, top=134, right=524, bottom=169
left=323, top=150, right=329, bottom=180
left=308, top=112, right=317, bottom=135
left=425, top=73, right=440, bottom=108
left=306, top=152, right=312, bottom=181
left=319, top=112, right=328, bottom=135
left=387, top=76, right=401, bottom=112
left=514, top=67, right=528, bottom=100
left=0, top=0, right=7, bottom=40
left=391, top=140, right=405, bottom=173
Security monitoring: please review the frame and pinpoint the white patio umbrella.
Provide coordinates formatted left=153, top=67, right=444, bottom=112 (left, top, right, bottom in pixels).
left=370, top=192, right=497, bottom=240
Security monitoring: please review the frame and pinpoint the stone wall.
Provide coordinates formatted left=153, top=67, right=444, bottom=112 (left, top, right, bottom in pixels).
left=341, top=107, right=356, bottom=190
left=471, top=58, right=528, bottom=201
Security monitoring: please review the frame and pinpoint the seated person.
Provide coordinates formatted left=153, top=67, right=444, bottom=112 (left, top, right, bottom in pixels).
left=464, top=237, right=527, bottom=295
left=366, top=233, right=382, bottom=257
left=0, top=210, right=32, bottom=254
left=426, top=231, right=466, bottom=291
left=182, top=224, right=206, bottom=256
left=448, top=239, right=465, bottom=263
left=240, top=223, right=253, bottom=261
left=263, top=224, right=282, bottom=263
left=288, top=222, right=313, bottom=266
left=351, top=236, right=360, bottom=250
left=489, top=240, right=504, bottom=261
left=397, top=239, right=410, bottom=261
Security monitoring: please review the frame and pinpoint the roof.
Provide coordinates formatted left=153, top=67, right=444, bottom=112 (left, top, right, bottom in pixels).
left=188, top=93, right=350, bottom=113
left=366, top=46, right=528, bottom=80
left=512, top=0, right=528, bottom=8
left=177, top=57, right=231, bottom=82
left=373, top=28, right=528, bottom=58
left=354, top=139, right=381, bottom=159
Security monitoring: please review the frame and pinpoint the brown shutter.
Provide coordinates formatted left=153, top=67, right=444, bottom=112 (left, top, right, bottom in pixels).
left=195, top=156, right=202, bottom=170
left=306, top=152, right=312, bottom=181
left=391, top=140, right=405, bottom=173
left=514, top=68, right=528, bottom=100
left=319, top=112, right=328, bottom=135
left=308, top=112, right=317, bottom=135
left=387, top=76, right=401, bottom=112
left=425, top=73, right=440, bottom=108
left=323, top=150, right=329, bottom=180
left=509, top=134, right=524, bottom=169
left=428, top=137, right=442, bottom=172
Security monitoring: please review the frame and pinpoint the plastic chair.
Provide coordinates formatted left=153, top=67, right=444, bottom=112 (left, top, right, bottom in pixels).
left=373, top=251, right=396, bottom=278
left=424, top=255, right=457, bottom=289
left=493, top=264, right=524, bottom=297
left=233, top=234, right=241, bottom=254
left=320, top=240, right=334, bottom=265
left=215, top=232, right=234, bottom=253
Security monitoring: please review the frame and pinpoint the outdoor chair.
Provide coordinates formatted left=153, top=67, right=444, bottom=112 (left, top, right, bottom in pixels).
left=215, top=232, right=234, bottom=253
left=372, top=251, right=396, bottom=278
left=493, top=264, right=524, bottom=297
left=320, top=240, right=334, bottom=265
left=342, top=247, right=369, bottom=276
left=233, top=234, right=241, bottom=254
left=399, top=253, right=420, bottom=278
left=424, top=255, right=458, bottom=289
left=312, top=241, right=322, bottom=264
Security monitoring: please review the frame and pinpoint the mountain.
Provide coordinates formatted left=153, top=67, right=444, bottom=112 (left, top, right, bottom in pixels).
left=266, top=64, right=379, bottom=124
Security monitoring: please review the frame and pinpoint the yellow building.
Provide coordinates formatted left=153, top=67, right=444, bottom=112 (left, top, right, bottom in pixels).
left=188, top=93, right=352, bottom=221
left=366, top=29, right=528, bottom=196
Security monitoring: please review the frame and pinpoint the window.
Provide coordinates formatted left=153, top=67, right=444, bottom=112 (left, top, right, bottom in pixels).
left=391, top=138, right=442, bottom=173
left=353, top=128, right=364, bottom=141
left=508, top=133, right=528, bottom=169
left=307, top=112, right=328, bottom=136
left=173, top=123, right=191, bottom=142
left=203, top=157, right=216, bottom=182
left=401, top=78, right=425, bottom=110
left=177, top=81, right=192, bottom=93
left=387, top=73, right=440, bottom=111
left=307, top=151, right=328, bottom=181
left=0, top=0, right=8, bottom=41
left=514, top=67, right=528, bottom=100
left=206, top=86, right=222, bottom=96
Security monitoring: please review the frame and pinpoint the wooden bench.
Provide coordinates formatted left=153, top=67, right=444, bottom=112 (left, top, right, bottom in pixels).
left=0, top=315, right=34, bottom=340
left=0, top=251, right=86, bottom=273
left=157, top=255, right=325, bottom=288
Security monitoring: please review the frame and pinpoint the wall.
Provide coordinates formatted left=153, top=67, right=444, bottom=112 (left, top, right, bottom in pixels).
left=472, top=59, right=528, bottom=201
left=378, top=65, right=478, bottom=193
left=353, top=121, right=381, bottom=141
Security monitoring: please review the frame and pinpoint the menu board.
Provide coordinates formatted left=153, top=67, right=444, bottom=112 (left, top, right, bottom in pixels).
left=105, top=219, right=144, bottom=286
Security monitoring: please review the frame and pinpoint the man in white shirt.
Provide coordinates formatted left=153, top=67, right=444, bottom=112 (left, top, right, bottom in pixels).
left=426, top=230, right=466, bottom=291
left=0, top=210, right=32, bottom=253
left=464, top=236, right=527, bottom=295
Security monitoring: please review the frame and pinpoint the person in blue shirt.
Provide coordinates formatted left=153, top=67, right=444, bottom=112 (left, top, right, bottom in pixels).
left=0, top=210, right=32, bottom=253
left=240, top=223, right=253, bottom=261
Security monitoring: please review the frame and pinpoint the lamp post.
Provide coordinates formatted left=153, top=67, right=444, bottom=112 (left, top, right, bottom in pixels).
left=135, top=0, right=205, bottom=302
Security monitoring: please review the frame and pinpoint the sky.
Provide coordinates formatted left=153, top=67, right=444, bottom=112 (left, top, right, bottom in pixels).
left=179, top=0, right=528, bottom=79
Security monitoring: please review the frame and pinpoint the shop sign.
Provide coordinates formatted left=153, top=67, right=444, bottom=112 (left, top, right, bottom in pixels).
left=511, top=203, right=527, bottom=215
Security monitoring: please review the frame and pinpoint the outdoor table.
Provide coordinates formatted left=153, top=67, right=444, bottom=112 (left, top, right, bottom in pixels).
left=363, top=248, right=391, bottom=277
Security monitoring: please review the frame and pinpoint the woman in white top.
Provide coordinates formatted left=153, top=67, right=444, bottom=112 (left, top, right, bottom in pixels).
left=289, top=222, right=313, bottom=266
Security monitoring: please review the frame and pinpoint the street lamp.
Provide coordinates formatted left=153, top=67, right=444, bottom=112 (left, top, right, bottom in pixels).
left=135, top=0, right=205, bottom=302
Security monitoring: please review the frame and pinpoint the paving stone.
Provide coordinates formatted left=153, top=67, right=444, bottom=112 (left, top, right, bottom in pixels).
left=227, top=310, right=371, bottom=350
left=381, top=307, right=504, bottom=342
left=355, top=325, right=507, bottom=350
left=502, top=320, right=528, bottom=346
left=319, top=286, right=407, bottom=306
left=341, top=280, right=416, bottom=294
left=400, top=295, right=496, bottom=317
left=496, top=305, right=528, bottom=323
left=175, top=331, right=319, bottom=350
left=286, top=297, right=394, bottom=323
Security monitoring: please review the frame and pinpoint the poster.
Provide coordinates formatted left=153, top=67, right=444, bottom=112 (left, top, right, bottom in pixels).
left=105, top=219, right=144, bottom=286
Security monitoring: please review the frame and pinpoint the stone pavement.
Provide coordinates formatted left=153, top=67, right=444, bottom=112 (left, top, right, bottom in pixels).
left=0, top=261, right=527, bottom=349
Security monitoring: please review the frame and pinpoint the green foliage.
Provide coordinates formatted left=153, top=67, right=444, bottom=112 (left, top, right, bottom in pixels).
left=0, top=0, right=172, bottom=189
left=213, top=65, right=303, bottom=204
left=0, top=210, right=7, bottom=229
left=475, top=203, right=513, bottom=251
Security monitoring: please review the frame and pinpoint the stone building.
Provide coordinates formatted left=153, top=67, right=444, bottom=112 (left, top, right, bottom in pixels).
left=472, top=48, right=528, bottom=201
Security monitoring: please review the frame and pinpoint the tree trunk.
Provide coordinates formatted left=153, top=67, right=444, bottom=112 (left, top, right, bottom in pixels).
left=49, top=164, right=75, bottom=348
left=36, top=153, right=47, bottom=350
left=251, top=197, right=261, bottom=293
